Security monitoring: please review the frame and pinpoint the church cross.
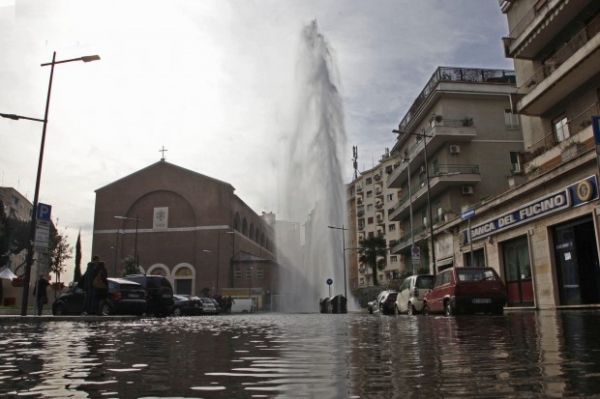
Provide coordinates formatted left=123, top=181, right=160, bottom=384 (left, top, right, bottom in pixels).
left=159, top=145, right=168, bottom=161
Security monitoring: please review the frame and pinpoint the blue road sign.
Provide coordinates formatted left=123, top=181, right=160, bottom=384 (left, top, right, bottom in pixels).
left=593, top=116, right=600, bottom=145
left=36, top=203, right=52, bottom=222
left=461, top=208, right=475, bottom=220
left=326, top=278, right=333, bottom=286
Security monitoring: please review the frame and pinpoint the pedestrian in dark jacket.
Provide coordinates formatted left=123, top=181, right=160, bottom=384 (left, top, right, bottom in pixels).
left=33, top=274, right=50, bottom=316
left=82, top=255, right=99, bottom=315
left=93, top=261, right=109, bottom=315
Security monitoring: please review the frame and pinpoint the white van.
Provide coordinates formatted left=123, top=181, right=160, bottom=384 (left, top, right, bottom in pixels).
left=396, top=275, right=434, bottom=315
left=230, top=298, right=254, bottom=313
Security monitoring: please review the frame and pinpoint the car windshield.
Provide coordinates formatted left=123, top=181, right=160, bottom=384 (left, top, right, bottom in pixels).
left=457, top=269, right=498, bottom=282
left=416, top=276, right=434, bottom=289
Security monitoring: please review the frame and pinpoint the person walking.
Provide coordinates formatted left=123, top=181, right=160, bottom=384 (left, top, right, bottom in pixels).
left=33, top=274, right=50, bottom=316
left=93, top=261, right=109, bottom=315
left=82, top=255, right=99, bottom=315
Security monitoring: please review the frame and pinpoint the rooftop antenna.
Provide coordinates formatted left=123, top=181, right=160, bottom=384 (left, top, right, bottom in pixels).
left=352, top=145, right=359, bottom=180
left=159, top=145, right=168, bottom=161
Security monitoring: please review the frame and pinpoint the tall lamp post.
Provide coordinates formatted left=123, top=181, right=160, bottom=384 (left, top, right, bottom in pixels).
left=393, top=127, right=436, bottom=275
left=1, top=51, right=100, bottom=316
left=327, top=225, right=348, bottom=299
left=114, top=216, right=141, bottom=268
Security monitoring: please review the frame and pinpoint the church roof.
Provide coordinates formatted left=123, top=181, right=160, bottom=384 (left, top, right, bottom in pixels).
left=95, top=160, right=235, bottom=192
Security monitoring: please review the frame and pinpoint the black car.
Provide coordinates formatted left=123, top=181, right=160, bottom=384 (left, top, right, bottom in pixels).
left=52, top=278, right=147, bottom=316
left=123, top=274, right=174, bottom=316
left=173, top=295, right=203, bottom=316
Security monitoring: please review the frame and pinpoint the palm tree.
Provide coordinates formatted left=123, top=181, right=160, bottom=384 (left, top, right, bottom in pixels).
left=358, top=235, right=387, bottom=286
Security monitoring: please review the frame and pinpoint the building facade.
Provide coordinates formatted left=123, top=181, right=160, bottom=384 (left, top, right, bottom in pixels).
left=386, top=66, right=524, bottom=273
left=91, top=160, right=276, bottom=308
left=445, top=0, right=600, bottom=309
left=348, top=150, right=403, bottom=288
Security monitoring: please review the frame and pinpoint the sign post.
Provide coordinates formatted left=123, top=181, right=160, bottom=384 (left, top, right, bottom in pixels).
left=326, top=278, right=333, bottom=297
left=461, top=208, right=475, bottom=267
left=411, top=245, right=420, bottom=273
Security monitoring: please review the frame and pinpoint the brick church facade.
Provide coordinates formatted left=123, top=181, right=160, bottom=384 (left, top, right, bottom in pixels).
left=91, top=160, right=276, bottom=308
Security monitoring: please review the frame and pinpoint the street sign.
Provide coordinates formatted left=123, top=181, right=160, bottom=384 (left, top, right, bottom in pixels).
left=326, top=278, right=333, bottom=286
left=37, top=203, right=52, bottom=222
left=34, top=221, right=50, bottom=249
left=411, top=244, right=421, bottom=264
left=461, top=208, right=475, bottom=220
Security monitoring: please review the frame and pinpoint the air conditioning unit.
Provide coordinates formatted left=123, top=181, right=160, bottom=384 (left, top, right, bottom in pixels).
left=461, top=185, right=474, bottom=195
left=449, top=145, right=461, bottom=155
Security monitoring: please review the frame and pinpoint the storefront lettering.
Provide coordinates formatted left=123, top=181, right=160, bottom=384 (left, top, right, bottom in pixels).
left=518, top=194, right=566, bottom=220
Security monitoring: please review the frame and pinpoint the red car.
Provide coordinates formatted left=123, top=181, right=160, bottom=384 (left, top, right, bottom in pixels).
left=423, top=267, right=507, bottom=316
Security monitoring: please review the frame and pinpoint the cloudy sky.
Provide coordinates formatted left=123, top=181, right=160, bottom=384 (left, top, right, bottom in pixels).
left=0, top=0, right=511, bottom=275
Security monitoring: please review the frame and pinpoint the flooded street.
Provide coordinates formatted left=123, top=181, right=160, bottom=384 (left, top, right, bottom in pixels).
left=2, top=311, right=600, bottom=398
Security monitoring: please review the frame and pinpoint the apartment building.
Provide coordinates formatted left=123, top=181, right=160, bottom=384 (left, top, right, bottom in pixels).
left=348, top=150, right=404, bottom=287
left=386, top=66, right=524, bottom=274
left=445, top=0, right=600, bottom=309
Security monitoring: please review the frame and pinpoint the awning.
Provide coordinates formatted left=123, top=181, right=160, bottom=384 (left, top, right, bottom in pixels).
left=0, top=267, right=18, bottom=280
left=436, top=257, right=454, bottom=267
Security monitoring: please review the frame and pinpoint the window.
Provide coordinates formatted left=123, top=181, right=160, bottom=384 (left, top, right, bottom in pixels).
left=366, top=190, right=373, bottom=198
left=553, top=115, right=570, bottom=143
left=390, top=255, right=398, bottom=263
left=388, top=224, right=396, bottom=231
left=367, top=217, right=374, bottom=224
left=367, top=204, right=373, bottom=212
left=387, top=193, right=393, bottom=202
left=504, top=109, right=520, bottom=129
left=366, top=177, right=372, bottom=185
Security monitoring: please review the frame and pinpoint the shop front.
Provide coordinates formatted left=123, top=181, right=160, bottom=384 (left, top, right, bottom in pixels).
left=458, top=175, right=600, bottom=309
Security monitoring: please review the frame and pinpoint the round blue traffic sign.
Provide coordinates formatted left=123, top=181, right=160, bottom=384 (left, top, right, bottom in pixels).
left=326, top=278, right=333, bottom=286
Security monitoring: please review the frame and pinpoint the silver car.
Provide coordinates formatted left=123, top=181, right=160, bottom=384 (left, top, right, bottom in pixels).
left=396, top=275, right=434, bottom=315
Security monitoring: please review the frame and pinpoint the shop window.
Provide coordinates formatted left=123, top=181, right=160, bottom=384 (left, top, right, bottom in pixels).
left=553, top=115, right=570, bottom=143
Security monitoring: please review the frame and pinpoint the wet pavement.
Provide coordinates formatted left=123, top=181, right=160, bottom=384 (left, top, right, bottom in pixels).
left=1, top=311, right=600, bottom=398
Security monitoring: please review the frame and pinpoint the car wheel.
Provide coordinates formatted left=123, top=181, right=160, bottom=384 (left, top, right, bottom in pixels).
left=173, top=307, right=182, bottom=317
left=101, top=303, right=111, bottom=316
left=422, top=303, right=429, bottom=316
left=407, top=303, right=414, bottom=316
left=444, top=300, right=455, bottom=317
left=53, top=304, right=64, bottom=316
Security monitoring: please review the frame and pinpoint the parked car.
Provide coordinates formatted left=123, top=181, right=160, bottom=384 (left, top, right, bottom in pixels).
left=123, top=274, right=174, bottom=317
left=423, top=267, right=507, bottom=316
left=207, top=297, right=222, bottom=314
left=52, top=278, right=147, bottom=316
left=172, top=295, right=203, bottom=316
left=376, top=290, right=398, bottom=315
left=396, top=274, right=434, bottom=315
left=199, top=297, right=218, bottom=314
left=367, top=299, right=378, bottom=314
left=231, top=298, right=253, bottom=313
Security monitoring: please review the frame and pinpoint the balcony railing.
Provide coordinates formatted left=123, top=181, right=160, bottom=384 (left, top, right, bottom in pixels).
left=432, top=164, right=481, bottom=176
left=398, top=67, right=515, bottom=132
left=527, top=102, right=599, bottom=153
left=519, top=21, right=600, bottom=94
left=506, top=0, right=551, bottom=41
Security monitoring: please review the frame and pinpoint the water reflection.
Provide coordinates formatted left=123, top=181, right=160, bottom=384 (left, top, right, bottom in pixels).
left=1, top=312, right=600, bottom=398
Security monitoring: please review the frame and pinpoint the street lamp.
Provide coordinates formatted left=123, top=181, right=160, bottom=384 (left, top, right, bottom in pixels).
left=393, top=127, right=436, bottom=275
left=114, top=216, right=141, bottom=269
left=0, top=51, right=100, bottom=316
left=327, top=225, right=348, bottom=299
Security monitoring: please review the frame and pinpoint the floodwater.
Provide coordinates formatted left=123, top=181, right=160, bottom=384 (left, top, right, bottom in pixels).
left=1, top=311, right=600, bottom=398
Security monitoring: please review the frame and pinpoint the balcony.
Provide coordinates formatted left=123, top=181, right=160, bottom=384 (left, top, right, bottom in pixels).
left=387, top=118, right=477, bottom=188
left=388, top=164, right=481, bottom=222
left=502, top=0, right=591, bottom=59
left=390, top=224, right=428, bottom=254
left=523, top=102, right=598, bottom=174
left=517, top=20, right=600, bottom=115
left=396, top=67, right=515, bottom=134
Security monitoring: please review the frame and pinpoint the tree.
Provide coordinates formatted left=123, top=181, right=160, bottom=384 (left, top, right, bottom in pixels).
left=73, top=231, right=82, bottom=284
left=121, top=256, right=138, bottom=276
left=48, top=230, right=73, bottom=283
left=358, top=235, right=387, bottom=286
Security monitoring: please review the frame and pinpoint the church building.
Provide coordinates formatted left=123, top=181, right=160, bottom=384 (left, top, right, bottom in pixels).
left=91, top=159, right=276, bottom=308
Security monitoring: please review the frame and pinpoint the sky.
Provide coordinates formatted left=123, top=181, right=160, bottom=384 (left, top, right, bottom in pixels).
left=0, top=0, right=512, bottom=280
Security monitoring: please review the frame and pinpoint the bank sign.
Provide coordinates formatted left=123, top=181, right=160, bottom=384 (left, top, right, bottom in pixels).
left=467, top=175, right=599, bottom=242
